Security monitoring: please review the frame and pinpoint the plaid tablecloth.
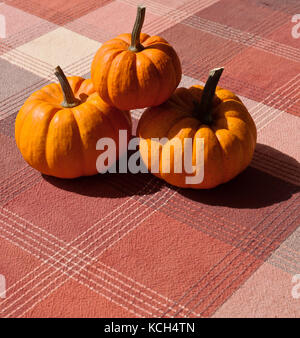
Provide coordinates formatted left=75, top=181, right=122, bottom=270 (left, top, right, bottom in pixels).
left=0, top=0, right=299, bottom=318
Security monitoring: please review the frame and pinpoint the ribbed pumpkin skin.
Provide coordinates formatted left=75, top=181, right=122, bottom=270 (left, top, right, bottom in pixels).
left=91, top=33, right=182, bottom=110
left=137, top=85, right=257, bottom=189
left=15, top=77, right=132, bottom=178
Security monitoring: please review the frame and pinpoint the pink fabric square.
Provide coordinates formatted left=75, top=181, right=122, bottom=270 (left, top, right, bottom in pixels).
left=257, top=112, right=300, bottom=163
left=0, top=237, right=45, bottom=297
left=66, top=1, right=161, bottom=42
left=213, top=262, right=300, bottom=318
left=0, top=3, right=56, bottom=47
left=224, top=46, right=300, bottom=102
left=196, top=0, right=287, bottom=34
left=0, top=133, right=26, bottom=183
left=100, top=211, right=235, bottom=311
left=264, top=19, right=300, bottom=49
left=4, top=176, right=134, bottom=242
left=22, top=279, right=136, bottom=318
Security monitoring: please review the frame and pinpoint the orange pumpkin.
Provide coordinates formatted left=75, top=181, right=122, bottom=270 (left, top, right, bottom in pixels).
left=137, top=68, right=257, bottom=189
left=91, top=6, right=182, bottom=110
left=15, top=66, right=132, bottom=178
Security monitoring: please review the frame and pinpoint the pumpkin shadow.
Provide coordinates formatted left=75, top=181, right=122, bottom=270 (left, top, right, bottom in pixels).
left=43, top=171, right=161, bottom=198
left=177, top=143, right=300, bottom=209
left=42, top=151, right=161, bottom=198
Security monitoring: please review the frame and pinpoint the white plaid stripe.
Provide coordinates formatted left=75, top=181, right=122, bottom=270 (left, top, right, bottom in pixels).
left=1, top=187, right=190, bottom=318
left=0, top=175, right=199, bottom=317
left=162, top=195, right=299, bottom=317
left=1, top=0, right=299, bottom=318
left=0, top=167, right=42, bottom=206
left=122, top=0, right=300, bottom=62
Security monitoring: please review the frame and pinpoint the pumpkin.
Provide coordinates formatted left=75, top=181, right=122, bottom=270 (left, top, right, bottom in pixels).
left=137, top=68, right=257, bottom=189
left=91, top=6, right=182, bottom=110
left=15, top=66, right=132, bottom=178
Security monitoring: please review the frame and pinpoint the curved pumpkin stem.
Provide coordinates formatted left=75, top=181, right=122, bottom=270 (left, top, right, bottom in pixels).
left=54, top=66, right=81, bottom=108
left=129, top=6, right=146, bottom=52
left=198, top=67, right=224, bottom=125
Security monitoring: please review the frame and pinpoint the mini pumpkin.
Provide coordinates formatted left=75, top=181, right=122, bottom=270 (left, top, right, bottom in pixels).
left=15, top=66, right=132, bottom=178
left=91, top=6, right=182, bottom=110
left=137, top=68, right=257, bottom=189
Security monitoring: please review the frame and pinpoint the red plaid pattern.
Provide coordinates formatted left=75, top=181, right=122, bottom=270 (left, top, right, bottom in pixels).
left=0, top=0, right=299, bottom=317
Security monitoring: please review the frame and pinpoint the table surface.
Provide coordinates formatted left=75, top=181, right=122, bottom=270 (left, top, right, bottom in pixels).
left=0, top=0, right=299, bottom=318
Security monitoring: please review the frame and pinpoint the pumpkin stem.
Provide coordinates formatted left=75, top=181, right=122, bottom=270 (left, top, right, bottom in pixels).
left=54, top=66, right=81, bottom=108
left=129, top=6, right=146, bottom=53
left=197, top=67, right=224, bottom=125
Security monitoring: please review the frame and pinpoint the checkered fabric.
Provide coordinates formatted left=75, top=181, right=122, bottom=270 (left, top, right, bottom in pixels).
left=0, top=0, right=299, bottom=318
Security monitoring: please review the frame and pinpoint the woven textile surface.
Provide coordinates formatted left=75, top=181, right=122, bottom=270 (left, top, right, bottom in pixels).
left=0, top=0, right=299, bottom=318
